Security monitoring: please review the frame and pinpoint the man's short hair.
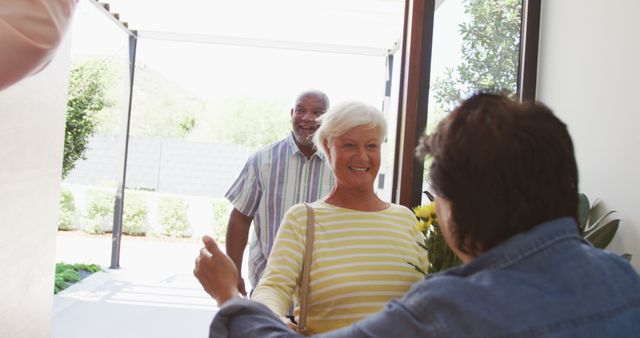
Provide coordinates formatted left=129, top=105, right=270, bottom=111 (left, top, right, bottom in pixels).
left=417, top=92, right=578, bottom=256
left=295, top=89, right=330, bottom=111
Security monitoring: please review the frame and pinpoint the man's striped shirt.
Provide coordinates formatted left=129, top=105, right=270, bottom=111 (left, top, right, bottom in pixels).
left=225, top=133, right=335, bottom=288
left=251, top=201, right=428, bottom=334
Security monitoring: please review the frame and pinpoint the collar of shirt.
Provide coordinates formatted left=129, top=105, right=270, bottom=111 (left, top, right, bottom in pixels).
left=285, top=132, right=327, bottom=162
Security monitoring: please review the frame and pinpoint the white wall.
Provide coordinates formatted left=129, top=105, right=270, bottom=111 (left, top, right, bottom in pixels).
left=537, top=0, right=640, bottom=271
left=0, top=36, right=71, bottom=336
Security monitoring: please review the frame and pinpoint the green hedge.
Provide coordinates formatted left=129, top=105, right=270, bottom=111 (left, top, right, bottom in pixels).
left=122, top=191, right=149, bottom=236
left=159, top=196, right=191, bottom=237
left=84, top=189, right=114, bottom=234
left=58, top=188, right=76, bottom=231
left=211, top=199, right=232, bottom=243
left=84, top=189, right=149, bottom=235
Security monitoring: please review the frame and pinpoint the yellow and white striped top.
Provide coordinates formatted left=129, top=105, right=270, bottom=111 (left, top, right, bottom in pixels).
left=251, top=200, right=428, bottom=334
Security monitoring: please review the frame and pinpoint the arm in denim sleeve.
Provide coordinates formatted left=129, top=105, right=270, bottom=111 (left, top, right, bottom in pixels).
left=319, top=298, right=437, bottom=338
left=211, top=291, right=439, bottom=338
left=210, top=298, right=302, bottom=338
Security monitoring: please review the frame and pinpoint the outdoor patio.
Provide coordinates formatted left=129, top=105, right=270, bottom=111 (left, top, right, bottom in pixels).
left=52, top=231, right=240, bottom=338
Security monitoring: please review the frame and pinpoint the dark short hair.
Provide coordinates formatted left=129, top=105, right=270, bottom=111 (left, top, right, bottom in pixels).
left=416, top=92, right=578, bottom=256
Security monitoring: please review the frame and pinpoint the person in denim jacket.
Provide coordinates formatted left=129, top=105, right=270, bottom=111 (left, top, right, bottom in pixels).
left=195, top=92, right=640, bottom=337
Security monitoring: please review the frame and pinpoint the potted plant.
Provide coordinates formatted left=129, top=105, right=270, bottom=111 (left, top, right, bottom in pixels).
left=578, top=193, right=631, bottom=261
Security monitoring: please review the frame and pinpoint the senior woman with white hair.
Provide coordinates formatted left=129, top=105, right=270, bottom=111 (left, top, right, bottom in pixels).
left=195, top=101, right=428, bottom=335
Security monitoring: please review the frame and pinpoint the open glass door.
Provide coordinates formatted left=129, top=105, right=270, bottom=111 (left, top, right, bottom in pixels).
left=421, top=0, right=525, bottom=203
left=392, top=0, right=539, bottom=208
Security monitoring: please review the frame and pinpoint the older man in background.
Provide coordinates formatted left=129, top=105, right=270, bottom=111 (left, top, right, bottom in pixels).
left=224, top=89, right=335, bottom=295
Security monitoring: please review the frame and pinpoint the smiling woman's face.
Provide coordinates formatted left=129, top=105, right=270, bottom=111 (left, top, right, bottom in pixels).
left=325, top=125, right=381, bottom=193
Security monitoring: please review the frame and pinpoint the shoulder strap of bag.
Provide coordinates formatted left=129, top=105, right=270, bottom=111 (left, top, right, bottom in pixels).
left=298, top=202, right=315, bottom=334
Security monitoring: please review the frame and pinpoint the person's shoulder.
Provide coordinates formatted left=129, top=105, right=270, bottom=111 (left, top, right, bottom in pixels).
left=251, top=137, right=292, bottom=158
left=289, top=201, right=333, bottom=215
left=387, top=203, right=417, bottom=217
left=282, top=203, right=313, bottom=222
left=401, top=273, right=471, bottom=311
left=388, top=203, right=412, bottom=211
left=280, top=204, right=312, bottom=231
left=242, top=137, right=290, bottom=165
left=581, top=245, right=639, bottom=281
left=287, top=203, right=309, bottom=215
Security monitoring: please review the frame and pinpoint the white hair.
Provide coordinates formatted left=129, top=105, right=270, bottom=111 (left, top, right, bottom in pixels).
left=313, top=100, right=387, bottom=158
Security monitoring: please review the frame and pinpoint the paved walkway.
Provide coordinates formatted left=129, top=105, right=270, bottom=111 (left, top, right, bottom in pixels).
left=53, top=232, right=245, bottom=338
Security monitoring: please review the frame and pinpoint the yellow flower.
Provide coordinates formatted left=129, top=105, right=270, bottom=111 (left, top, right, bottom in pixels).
left=416, top=219, right=429, bottom=232
left=413, top=202, right=437, bottom=221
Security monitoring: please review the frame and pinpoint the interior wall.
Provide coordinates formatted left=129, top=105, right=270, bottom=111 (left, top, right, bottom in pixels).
left=537, top=0, right=640, bottom=271
left=0, top=36, right=71, bottom=336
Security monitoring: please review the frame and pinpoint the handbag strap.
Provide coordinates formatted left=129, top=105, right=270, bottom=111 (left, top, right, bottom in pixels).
left=298, top=202, right=315, bottom=333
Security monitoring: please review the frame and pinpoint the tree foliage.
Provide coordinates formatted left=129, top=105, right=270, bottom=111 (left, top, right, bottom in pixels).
left=63, top=59, right=111, bottom=178
left=70, top=59, right=289, bottom=149
left=189, top=96, right=290, bottom=148
left=130, top=64, right=206, bottom=138
left=87, top=62, right=206, bottom=138
left=432, top=0, right=522, bottom=110
left=213, top=97, right=290, bottom=148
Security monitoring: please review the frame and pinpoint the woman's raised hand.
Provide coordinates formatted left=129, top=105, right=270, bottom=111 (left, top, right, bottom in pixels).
left=194, top=235, right=240, bottom=306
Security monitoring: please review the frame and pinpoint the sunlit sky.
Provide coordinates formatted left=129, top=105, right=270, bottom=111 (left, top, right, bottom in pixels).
left=69, top=0, right=465, bottom=106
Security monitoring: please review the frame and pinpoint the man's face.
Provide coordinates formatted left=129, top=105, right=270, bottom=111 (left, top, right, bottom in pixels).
left=290, top=94, right=328, bottom=147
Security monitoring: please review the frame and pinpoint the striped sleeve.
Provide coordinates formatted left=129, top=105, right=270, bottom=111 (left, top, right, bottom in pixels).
left=251, top=204, right=307, bottom=315
left=224, top=153, right=262, bottom=217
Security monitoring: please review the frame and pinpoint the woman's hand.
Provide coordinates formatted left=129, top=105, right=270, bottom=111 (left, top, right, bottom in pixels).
left=278, top=316, right=298, bottom=332
left=194, top=235, right=240, bottom=306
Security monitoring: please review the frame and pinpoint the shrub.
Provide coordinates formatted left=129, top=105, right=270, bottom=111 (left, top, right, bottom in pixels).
left=159, top=196, right=190, bottom=237
left=84, top=189, right=114, bottom=234
left=211, top=199, right=232, bottom=243
left=54, top=262, right=102, bottom=294
left=122, top=191, right=149, bottom=236
left=58, top=188, right=76, bottom=230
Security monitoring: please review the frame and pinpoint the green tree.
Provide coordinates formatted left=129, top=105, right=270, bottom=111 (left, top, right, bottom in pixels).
left=208, top=96, right=290, bottom=148
left=187, top=96, right=290, bottom=148
left=432, top=0, right=522, bottom=111
left=130, top=64, right=206, bottom=138
left=88, top=62, right=207, bottom=138
left=63, top=59, right=111, bottom=178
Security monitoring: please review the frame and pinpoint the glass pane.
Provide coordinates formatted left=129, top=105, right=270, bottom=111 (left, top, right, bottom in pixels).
left=381, top=51, right=404, bottom=202
left=57, top=0, right=130, bottom=266
left=57, top=0, right=406, bottom=274
left=422, top=0, right=523, bottom=202
left=123, top=38, right=393, bottom=241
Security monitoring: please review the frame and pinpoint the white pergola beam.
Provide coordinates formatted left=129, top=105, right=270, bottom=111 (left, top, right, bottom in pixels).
left=138, top=30, right=395, bottom=57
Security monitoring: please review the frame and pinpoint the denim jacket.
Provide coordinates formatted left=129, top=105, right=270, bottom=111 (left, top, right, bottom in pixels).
left=210, top=217, right=640, bottom=338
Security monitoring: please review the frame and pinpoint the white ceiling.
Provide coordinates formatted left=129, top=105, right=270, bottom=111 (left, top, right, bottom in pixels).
left=94, top=0, right=408, bottom=56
